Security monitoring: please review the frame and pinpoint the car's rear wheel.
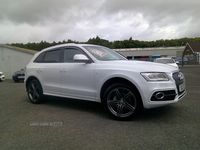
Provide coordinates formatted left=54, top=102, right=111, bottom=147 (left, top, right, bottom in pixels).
left=103, top=83, right=141, bottom=120
left=27, top=79, right=44, bottom=104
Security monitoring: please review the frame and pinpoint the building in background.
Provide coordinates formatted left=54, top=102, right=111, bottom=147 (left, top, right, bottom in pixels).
left=114, top=46, right=185, bottom=61
left=0, top=45, right=37, bottom=79
left=182, top=42, right=200, bottom=65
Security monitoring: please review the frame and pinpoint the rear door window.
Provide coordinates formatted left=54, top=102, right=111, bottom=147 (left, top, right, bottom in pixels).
left=43, top=49, right=61, bottom=63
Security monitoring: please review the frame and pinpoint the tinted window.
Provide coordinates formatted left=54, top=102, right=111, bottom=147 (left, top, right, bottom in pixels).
left=34, top=52, right=45, bottom=62
left=43, top=50, right=61, bottom=63
left=64, top=48, right=83, bottom=62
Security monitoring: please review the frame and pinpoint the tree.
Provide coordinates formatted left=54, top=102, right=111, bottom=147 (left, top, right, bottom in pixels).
left=8, top=37, right=200, bottom=51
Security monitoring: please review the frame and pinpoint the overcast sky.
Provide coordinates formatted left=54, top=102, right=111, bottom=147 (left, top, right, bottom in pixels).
left=0, top=0, right=199, bottom=44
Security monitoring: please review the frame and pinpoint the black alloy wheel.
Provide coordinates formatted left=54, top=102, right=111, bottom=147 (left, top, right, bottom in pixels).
left=27, top=80, right=44, bottom=104
left=103, top=83, right=141, bottom=120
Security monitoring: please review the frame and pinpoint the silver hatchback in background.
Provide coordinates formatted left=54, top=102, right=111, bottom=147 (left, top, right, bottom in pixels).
left=154, top=57, right=179, bottom=69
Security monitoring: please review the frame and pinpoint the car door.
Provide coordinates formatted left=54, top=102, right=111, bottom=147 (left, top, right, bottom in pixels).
left=35, top=49, right=62, bottom=96
left=60, top=47, right=96, bottom=101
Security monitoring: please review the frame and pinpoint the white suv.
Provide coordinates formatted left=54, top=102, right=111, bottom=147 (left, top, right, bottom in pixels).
left=25, top=44, right=187, bottom=120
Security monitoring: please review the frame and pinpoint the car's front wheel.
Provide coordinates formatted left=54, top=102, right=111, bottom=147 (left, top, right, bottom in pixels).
left=103, top=83, right=141, bottom=120
left=27, top=79, right=44, bottom=104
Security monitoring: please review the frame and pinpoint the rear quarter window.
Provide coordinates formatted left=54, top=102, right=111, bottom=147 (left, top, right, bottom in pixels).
left=34, top=52, right=45, bottom=63
left=43, top=50, right=61, bottom=63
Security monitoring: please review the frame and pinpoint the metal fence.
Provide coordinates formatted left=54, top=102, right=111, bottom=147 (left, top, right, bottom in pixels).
left=130, top=55, right=200, bottom=66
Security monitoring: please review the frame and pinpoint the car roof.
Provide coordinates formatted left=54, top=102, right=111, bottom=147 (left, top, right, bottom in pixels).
left=40, top=43, right=102, bottom=52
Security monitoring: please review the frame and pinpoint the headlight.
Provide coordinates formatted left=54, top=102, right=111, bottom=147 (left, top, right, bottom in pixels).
left=141, top=72, right=169, bottom=81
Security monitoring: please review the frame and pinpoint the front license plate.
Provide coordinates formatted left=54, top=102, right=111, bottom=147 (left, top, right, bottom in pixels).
left=179, top=83, right=186, bottom=92
left=18, top=76, right=24, bottom=79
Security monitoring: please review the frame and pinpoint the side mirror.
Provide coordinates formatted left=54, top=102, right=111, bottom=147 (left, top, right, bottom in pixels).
left=73, top=54, right=90, bottom=63
left=176, top=61, right=179, bottom=64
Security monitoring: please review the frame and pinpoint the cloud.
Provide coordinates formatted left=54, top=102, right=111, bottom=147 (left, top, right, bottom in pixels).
left=0, top=0, right=199, bottom=44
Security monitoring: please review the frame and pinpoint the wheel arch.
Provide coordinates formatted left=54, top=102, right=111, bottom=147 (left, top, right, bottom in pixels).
left=26, top=76, right=42, bottom=91
left=100, top=77, right=143, bottom=107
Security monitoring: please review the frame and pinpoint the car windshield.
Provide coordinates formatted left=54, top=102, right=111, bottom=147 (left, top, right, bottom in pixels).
left=83, top=46, right=127, bottom=61
left=156, top=59, right=175, bottom=64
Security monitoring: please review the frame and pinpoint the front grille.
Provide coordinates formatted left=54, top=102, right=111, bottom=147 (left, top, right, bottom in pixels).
left=172, top=71, right=186, bottom=95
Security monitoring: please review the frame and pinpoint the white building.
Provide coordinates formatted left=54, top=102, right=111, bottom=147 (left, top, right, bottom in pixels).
left=0, top=45, right=37, bottom=79
left=114, top=46, right=185, bottom=60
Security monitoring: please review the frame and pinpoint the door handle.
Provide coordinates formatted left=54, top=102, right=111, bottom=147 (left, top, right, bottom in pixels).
left=60, top=68, right=67, bottom=72
left=37, top=68, right=42, bottom=72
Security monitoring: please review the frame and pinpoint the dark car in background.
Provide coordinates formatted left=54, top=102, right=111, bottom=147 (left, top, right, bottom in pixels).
left=175, top=56, right=189, bottom=65
left=12, top=68, right=25, bottom=82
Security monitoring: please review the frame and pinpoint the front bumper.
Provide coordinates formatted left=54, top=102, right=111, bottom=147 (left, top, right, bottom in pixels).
left=138, top=71, right=187, bottom=109
left=0, top=75, right=5, bottom=81
left=12, top=75, right=25, bottom=81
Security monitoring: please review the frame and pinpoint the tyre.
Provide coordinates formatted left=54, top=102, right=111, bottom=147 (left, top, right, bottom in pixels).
left=27, top=79, right=44, bottom=104
left=103, top=83, right=141, bottom=120
left=14, top=80, right=19, bottom=83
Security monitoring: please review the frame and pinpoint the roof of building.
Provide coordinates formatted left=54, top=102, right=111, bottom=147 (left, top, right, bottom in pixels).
left=0, top=44, right=38, bottom=54
left=114, top=46, right=184, bottom=52
left=187, top=41, right=200, bottom=52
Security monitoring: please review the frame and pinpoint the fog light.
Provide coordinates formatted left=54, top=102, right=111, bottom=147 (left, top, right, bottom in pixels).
left=151, top=90, right=176, bottom=101
left=155, top=92, right=164, bottom=99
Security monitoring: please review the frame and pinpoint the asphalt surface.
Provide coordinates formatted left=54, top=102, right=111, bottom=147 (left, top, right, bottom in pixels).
left=0, top=65, right=199, bottom=150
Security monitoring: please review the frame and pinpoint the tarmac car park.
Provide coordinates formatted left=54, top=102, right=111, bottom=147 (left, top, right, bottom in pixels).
left=0, top=65, right=199, bottom=150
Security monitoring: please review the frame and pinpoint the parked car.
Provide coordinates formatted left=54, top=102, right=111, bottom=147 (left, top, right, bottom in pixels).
left=25, top=44, right=187, bottom=120
left=175, top=56, right=188, bottom=65
left=0, top=71, right=5, bottom=82
left=154, top=57, right=179, bottom=69
left=12, top=68, right=25, bottom=82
